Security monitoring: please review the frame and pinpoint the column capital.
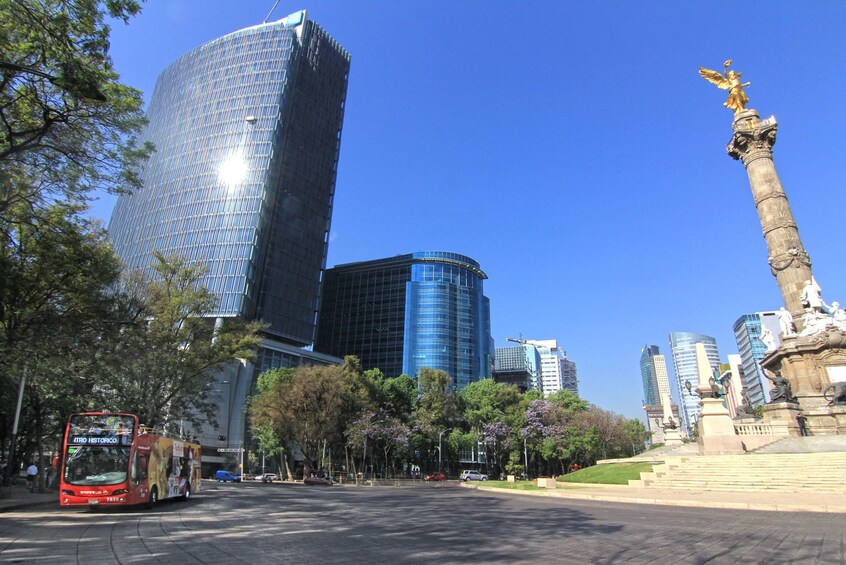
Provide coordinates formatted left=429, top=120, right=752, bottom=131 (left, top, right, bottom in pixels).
left=726, top=111, right=778, bottom=165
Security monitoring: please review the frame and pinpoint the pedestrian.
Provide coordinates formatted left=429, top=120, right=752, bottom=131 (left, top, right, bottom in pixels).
left=26, top=462, right=38, bottom=493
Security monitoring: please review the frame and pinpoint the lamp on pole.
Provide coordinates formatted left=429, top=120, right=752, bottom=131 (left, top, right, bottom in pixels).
left=437, top=428, right=451, bottom=472
left=523, top=435, right=529, bottom=480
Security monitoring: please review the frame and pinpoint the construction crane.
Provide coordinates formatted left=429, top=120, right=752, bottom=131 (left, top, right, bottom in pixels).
left=506, top=336, right=529, bottom=345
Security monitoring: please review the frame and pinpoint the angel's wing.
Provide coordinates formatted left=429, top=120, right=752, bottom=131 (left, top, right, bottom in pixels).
left=699, top=67, right=729, bottom=90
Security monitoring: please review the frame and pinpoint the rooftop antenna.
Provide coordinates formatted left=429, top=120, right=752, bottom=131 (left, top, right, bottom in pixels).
left=263, top=0, right=281, bottom=23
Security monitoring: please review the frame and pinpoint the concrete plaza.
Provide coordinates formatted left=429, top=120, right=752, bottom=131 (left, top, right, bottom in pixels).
left=1, top=481, right=844, bottom=563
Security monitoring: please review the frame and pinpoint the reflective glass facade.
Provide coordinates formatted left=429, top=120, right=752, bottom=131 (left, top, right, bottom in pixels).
left=109, top=12, right=350, bottom=346
left=640, top=345, right=661, bottom=406
left=669, top=332, right=721, bottom=434
left=316, top=252, right=493, bottom=389
left=733, top=312, right=779, bottom=406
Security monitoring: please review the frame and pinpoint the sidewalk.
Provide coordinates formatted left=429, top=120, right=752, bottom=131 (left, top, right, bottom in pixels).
left=0, top=484, right=57, bottom=512
left=466, top=482, right=846, bottom=513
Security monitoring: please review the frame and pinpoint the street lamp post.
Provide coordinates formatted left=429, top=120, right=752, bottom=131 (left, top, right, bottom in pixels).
left=437, top=428, right=451, bottom=472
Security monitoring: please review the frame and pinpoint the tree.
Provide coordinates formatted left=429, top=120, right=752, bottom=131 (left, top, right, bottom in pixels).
left=413, top=368, right=459, bottom=471
left=0, top=0, right=151, bottom=223
left=250, top=364, right=348, bottom=474
left=460, top=379, right=521, bottom=476
left=0, top=201, right=122, bottom=486
left=95, top=253, right=263, bottom=429
left=623, top=418, right=648, bottom=456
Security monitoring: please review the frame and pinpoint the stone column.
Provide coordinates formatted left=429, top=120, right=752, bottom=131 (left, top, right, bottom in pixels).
left=726, top=109, right=814, bottom=328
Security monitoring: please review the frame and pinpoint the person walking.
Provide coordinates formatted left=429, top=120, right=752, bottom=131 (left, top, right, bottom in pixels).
left=26, top=462, right=38, bottom=493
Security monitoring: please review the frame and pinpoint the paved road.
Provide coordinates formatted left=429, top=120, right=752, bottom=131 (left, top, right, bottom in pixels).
left=1, top=481, right=842, bottom=564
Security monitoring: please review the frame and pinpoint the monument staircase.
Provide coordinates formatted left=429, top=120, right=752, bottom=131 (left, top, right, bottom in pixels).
left=628, top=436, right=846, bottom=494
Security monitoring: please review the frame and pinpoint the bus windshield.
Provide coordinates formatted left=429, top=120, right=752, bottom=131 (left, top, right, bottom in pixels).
left=64, top=445, right=131, bottom=486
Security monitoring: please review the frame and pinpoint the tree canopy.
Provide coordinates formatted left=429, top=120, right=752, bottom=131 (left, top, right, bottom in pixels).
left=0, top=0, right=151, bottom=223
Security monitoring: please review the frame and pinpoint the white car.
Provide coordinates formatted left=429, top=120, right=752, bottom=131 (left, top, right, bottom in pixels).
left=253, top=473, right=277, bottom=483
left=459, top=470, right=488, bottom=482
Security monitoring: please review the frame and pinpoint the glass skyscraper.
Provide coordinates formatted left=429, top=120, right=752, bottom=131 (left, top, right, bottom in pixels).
left=640, top=345, right=662, bottom=406
left=109, top=10, right=350, bottom=346
left=106, top=12, right=350, bottom=469
left=315, top=251, right=493, bottom=389
left=733, top=312, right=780, bottom=406
left=669, top=332, right=721, bottom=434
left=494, top=344, right=542, bottom=391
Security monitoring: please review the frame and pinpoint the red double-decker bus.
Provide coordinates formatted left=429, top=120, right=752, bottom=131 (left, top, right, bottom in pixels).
left=59, top=412, right=201, bottom=508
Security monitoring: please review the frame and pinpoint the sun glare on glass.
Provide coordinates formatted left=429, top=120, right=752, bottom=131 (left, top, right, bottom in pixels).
left=219, top=155, right=248, bottom=188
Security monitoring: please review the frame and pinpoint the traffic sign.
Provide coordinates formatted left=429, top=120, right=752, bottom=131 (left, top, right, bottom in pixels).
left=217, top=448, right=244, bottom=453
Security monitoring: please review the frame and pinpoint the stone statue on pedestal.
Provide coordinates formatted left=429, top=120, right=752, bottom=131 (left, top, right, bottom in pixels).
left=776, top=307, right=796, bottom=337
left=823, top=300, right=846, bottom=331
left=765, top=371, right=796, bottom=404
left=760, top=325, right=776, bottom=352
left=734, top=390, right=758, bottom=419
left=823, top=382, right=846, bottom=406
left=800, top=278, right=824, bottom=312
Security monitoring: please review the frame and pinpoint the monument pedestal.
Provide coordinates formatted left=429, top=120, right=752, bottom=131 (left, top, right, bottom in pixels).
left=697, top=397, right=745, bottom=455
left=761, top=402, right=803, bottom=437
left=662, top=427, right=683, bottom=446
left=761, top=330, right=846, bottom=435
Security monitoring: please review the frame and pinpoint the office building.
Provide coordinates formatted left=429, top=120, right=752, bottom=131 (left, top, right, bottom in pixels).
left=106, top=11, right=350, bottom=468
left=640, top=345, right=674, bottom=441
left=640, top=345, right=662, bottom=406
left=494, top=343, right=542, bottom=392
left=560, top=357, right=579, bottom=395
left=315, top=251, right=493, bottom=389
left=524, top=339, right=570, bottom=396
left=733, top=312, right=780, bottom=406
left=669, top=332, right=721, bottom=434
left=110, top=10, right=350, bottom=346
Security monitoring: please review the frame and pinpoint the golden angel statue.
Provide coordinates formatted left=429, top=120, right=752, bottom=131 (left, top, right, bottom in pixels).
left=699, top=60, right=750, bottom=113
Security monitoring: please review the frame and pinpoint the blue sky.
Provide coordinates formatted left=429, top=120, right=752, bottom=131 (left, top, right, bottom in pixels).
left=96, top=1, right=846, bottom=420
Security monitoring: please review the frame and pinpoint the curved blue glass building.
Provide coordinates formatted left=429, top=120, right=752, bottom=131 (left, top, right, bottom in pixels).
left=109, top=11, right=350, bottom=346
left=316, top=251, right=494, bottom=389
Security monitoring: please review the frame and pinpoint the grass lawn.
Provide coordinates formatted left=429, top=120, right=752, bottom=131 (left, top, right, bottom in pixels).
left=557, top=462, right=653, bottom=485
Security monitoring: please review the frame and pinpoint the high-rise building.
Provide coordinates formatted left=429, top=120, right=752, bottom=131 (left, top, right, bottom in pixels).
left=315, top=251, right=493, bottom=389
left=669, top=332, right=721, bottom=434
left=109, top=10, right=350, bottom=346
left=733, top=312, right=780, bottom=406
left=494, top=344, right=542, bottom=392
left=106, top=11, right=350, bottom=470
left=524, top=339, right=570, bottom=396
left=560, top=357, right=579, bottom=395
left=640, top=345, right=674, bottom=441
left=640, top=345, right=662, bottom=406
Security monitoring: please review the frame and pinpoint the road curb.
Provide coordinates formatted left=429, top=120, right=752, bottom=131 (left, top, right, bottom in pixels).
left=466, top=483, right=846, bottom=514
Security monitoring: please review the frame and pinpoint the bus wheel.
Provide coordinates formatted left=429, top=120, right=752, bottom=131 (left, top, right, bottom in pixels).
left=182, top=483, right=191, bottom=501
left=146, top=486, right=158, bottom=509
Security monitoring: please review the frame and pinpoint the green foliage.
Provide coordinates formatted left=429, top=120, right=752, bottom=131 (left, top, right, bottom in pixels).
left=0, top=201, right=123, bottom=458
left=0, top=0, right=152, bottom=222
left=250, top=364, right=349, bottom=471
left=557, top=462, right=654, bottom=485
left=95, top=253, right=264, bottom=429
left=249, top=359, right=655, bottom=481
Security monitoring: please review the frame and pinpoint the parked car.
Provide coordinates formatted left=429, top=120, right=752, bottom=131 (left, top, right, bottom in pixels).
left=303, top=475, right=333, bottom=486
left=215, top=470, right=241, bottom=482
left=424, top=472, right=446, bottom=482
left=253, top=473, right=277, bottom=483
left=459, top=470, right=488, bottom=482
